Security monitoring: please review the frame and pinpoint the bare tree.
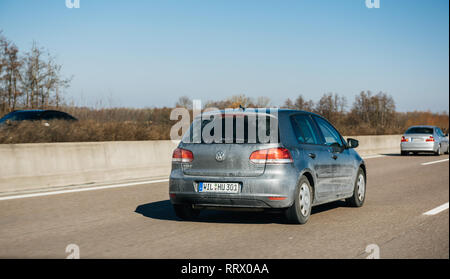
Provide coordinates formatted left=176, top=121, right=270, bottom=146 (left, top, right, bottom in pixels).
left=5, top=44, right=22, bottom=110
left=315, top=93, right=347, bottom=123
left=283, top=98, right=295, bottom=109
left=0, top=32, right=8, bottom=111
left=283, top=95, right=315, bottom=111
left=21, top=42, right=47, bottom=108
left=349, top=91, right=396, bottom=133
left=0, top=32, right=23, bottom=111
left=254, top=96, right=271, bottom=108
left=18, top=42, right=71, bottom=109
left=42, top=55, right=71, bottom=108
left=228, top=94, right=253, bottom=108
left=175, top=95, right=192, bottom=109
left=294, top=95, right=315, bottom=112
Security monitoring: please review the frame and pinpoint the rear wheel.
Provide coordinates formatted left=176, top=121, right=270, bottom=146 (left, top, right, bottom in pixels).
left=434, top=145, right=442, bottom=156
left=346, top=168, right=366, bottom=207
left=173, top=204, right=201, bottom=220
left=285, top=176, right=313, bottom=224
left=401, top=151, right=408, bottom=156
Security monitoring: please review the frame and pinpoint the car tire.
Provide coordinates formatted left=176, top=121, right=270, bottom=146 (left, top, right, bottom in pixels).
left=173, top=204, right=201, bottom=220
left=346, top=168, right=366, bottom=207
left=401, top=151, right=408, bottom=156
left=434, top=145, right=441, bottom=156
left=285, top=176, right=313, bottom=224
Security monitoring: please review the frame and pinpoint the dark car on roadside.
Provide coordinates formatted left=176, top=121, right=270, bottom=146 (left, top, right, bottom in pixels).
left=0, top=110, right=77, bottom=126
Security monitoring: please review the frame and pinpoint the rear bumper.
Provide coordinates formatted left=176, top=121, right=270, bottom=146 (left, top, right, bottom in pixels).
left=401, top=142, right=437, bottom=152
left=169, top=193, right=287, bottom=209
left=169, top=166, right=299, bottom=209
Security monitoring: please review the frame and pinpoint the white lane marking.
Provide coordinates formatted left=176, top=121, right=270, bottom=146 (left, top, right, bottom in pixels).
left=421, top=159, right=449, bottom=166
left=423, top=202, right=449, bottom=216
left=361, top=154, right=386, bottom=159
left=0, top=179, right=169, bottom=201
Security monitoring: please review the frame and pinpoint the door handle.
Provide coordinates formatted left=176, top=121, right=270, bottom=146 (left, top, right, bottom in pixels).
left=331, top=154, right=338, bottom=160
left=308, top=153, right=316, bottom=159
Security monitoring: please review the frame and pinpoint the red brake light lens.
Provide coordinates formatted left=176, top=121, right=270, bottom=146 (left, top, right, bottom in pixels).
left=249, top=149, right=268, bottom=163
left=426, top=136, right=434, bottom=142
left=401, top=136, right=408, bottom=142
left=172, top=148, right=194, bottom=163
left=250, top=148, right=293, bottom=164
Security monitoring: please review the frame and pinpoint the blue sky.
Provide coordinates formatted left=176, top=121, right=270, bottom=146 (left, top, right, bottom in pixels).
left=0, top=0, right=448, bottom=112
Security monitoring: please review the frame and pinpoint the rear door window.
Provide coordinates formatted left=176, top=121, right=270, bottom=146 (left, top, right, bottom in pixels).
left=313, top=116, right=344, bottom=146
left=290, top=114, right=320, bottom=144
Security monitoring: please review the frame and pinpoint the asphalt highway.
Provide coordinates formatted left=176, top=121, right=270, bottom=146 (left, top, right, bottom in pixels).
left=0, top=154, right=448, bottom=258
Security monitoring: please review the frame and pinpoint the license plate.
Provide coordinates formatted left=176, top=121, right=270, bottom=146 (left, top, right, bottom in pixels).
left=198, top=182, right=240, bottom=193
left=412, top=138, right=424, bottom=142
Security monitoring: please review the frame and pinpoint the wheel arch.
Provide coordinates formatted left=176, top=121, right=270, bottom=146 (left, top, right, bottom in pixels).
left=359, top=163, right=367, bottom=182
left=299, top=168, right=316, bottom=202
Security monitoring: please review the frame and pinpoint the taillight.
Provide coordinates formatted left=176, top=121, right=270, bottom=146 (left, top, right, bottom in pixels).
left=172, top=148, right=194, bottom=163
left=249, top=148, right=293, bottom=164
left=426, top=136, right=434, bottom=142
left=401, top=136, right=408, bottom=142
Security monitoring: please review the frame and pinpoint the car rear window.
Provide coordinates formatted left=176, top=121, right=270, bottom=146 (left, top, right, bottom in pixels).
left=405, top=127, right=434, bottom=134
left=182, top=113, right=279, bottom=144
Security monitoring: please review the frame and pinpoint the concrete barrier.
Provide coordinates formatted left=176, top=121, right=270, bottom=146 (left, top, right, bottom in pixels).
left=0, top=135, right=401, bottom=194
left=0, top=141, right=179, bottom=194
left=344, top=134, right=401, bottom=156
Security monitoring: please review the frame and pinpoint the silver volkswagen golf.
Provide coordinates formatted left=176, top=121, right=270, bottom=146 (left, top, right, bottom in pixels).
left=169, top=109, right=366, bottom=224
left=400, top=125, right=449, bottom=156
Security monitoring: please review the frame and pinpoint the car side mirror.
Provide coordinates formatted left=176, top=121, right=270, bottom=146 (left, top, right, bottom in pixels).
left=347, top=138, right=359, bottom=149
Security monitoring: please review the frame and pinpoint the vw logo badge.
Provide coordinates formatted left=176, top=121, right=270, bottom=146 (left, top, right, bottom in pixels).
left=215, top=151, right=225, bottom=162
